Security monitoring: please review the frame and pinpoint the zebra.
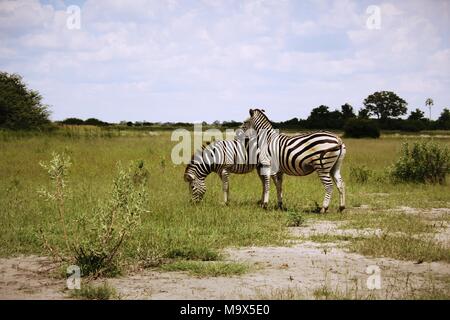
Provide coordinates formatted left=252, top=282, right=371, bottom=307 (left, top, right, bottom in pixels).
left=240, top=108, right=346, bottom=213
left=184, top=134, right=278, bottom=204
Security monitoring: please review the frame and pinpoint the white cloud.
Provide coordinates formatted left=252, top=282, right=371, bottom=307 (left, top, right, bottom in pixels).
left=0, top=0, right=448, bottom=121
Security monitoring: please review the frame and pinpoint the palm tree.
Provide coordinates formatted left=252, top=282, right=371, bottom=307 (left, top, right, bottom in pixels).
left=426, top=98, right=434, bottom=120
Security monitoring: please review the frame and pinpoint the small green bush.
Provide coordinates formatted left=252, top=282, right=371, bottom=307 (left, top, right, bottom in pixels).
left=39, top=152, right=149, bottom=277
left=70, top=282, right=117, bottom=300
left=350, top=166, right=372, bottom=184
left=391, top=141, right=449, bottom=184
left=344, top=119, right=380, bottom=138
left=286, top=211, right=304, bottom=227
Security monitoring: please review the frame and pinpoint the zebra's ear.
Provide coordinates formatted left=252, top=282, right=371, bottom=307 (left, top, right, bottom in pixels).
left=249, top=109, right=254, bottom=116
left=184, top=173, right=195, bottom=182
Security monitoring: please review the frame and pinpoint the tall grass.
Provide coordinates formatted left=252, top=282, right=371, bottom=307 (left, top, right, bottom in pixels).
left=0, top=131, right=449, bottom=268
left=0, top=132, right=288, bottom=264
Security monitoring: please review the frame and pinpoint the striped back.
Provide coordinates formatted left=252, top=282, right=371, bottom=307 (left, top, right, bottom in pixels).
left=241, top=109, right=344, bottom=176
left=184, top=137, right=259, bottom=201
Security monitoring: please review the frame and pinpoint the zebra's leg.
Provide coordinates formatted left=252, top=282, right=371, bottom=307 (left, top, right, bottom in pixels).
left=332, top=170, right=345, bottom=212
left=221, top=170, right=230, bottom=205
left=317, top=169, right=333, bottom=214
left=258, top=169, right=271, bottom=210
left=271, top=172, right=284, bottom=210
left=331, top=150, right=346, bottom=212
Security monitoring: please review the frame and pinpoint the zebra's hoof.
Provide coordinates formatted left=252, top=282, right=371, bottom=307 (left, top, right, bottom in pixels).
left=320, top=207, right=328, bottom=214
left=339, top=206, right=345, bottom=212
left=277, top=202, right=286, bottom=211
left=261, top=203, right=268, bottom=210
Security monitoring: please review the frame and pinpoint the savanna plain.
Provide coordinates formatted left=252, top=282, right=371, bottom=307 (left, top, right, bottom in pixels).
left=0, top=127, right=449, bottom=299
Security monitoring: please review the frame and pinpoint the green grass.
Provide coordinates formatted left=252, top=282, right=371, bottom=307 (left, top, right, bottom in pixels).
left=69, top=282, right=117, bottom=300
left=0, top=130, right=449, bottom=270
left=160, top=260, right=250, bottom=277
left=256, top=283, right=450, bottom=300
left=350, top=234, right=450, bottom=263
left=302, top=209, right=449, bottom=263
left=0, top=133, right=288, bottom=261
left=339, top=211, right=435, bottom=234
left=305, top=234, right=356, bottom=243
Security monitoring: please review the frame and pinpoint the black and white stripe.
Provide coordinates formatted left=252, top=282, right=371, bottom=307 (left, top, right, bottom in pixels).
left=241, top=108, right=346, bottom=213
left=184, top=136, right=266, bottom=203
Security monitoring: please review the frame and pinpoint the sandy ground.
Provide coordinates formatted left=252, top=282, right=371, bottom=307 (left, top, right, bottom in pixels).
left=1, top=210, right=449, bottom=300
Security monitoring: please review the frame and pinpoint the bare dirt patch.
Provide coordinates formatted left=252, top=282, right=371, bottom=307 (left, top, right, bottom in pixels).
left=0, top=256, right=65, bottom=300
left=1, top=217, right=449, bottom=300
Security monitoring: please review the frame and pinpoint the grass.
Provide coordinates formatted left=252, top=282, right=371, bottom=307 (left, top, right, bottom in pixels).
left=0, top=132, right=288, bottom=262
left=305, top=234, right=357, bottom=243
left=350, top=234, right=450, bottom=263
left=0, top=130, right=449, bottom=271
left=69, top=282, right=117, bottom=300
left=160, top=260, right=250, bottom=277
left=339, top=211, right=435, bottom=234
left=301, top=208, right=449, bottom=263
left=256, top=283, right=450, bottom=300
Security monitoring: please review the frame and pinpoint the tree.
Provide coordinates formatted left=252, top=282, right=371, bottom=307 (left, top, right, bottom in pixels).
left=438, top=108, right=450, bottom=122
left=358, top=108, right=370, bottom=119
left=408, top=108, right=425, bottom=121
left=306, top=105, right=343, bottom=129
left=85, top=118, right=108, bottom=126
left=61, top=118, right=84, bottom=125
left=425, top=98, right=434, bottom=120
left=437, top=108, right=450, bottom=130
left=0, top=71, right=50, bottom=130
left=341, top=103, right=356, bottom=120
left=343, top=118, right=380, bottom=138
left=363, top=91, right=407, bottom=120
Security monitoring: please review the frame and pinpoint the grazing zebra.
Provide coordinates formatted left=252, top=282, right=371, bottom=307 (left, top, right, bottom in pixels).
left=184, top=135, right=278, bottom=204
left=241, top=109, right=346, bottom=213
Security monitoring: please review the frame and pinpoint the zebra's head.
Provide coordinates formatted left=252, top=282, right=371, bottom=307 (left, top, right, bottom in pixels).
left=241, top=108, right=272, bottom=133
left=184, top=158, right=207, bottom=203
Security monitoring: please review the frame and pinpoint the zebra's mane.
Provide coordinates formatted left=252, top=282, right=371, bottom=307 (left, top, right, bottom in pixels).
left=250, top=108, right=273, bottom=128
left=188, top=141, right=212, bottom=163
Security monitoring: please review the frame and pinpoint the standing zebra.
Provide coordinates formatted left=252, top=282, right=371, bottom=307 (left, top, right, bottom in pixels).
left=184, top=135, right=279, bottom=204
left=241, top=109, right=346, bottom=213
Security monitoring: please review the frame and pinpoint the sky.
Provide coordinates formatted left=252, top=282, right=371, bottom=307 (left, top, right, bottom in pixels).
left=0, top=0, right=449, bottom=122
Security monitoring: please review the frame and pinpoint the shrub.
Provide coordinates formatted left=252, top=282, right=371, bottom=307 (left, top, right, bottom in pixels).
left=343, top=119, right=380, bottom=138
left=70, top=282, right=117, bottom=300
left=391, top=141, right=449, bottom=184
left=286, top=211, right=304, bottom=227
left=61, top=118, right=84, bottom=125
left=39, top=152, right=149, bottom=277
left=84, top=118, right=109, bottom=126
left=350, top=166, right=372, bottom=184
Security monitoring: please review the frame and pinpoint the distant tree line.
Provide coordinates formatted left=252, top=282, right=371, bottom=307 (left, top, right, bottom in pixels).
left=1, top=71, right=449, bottom=132
left=273, top=92, right=450, bottom=131
left=59, top=117, right=109, bottom=126
left=35, top=94, right=450, bottom=132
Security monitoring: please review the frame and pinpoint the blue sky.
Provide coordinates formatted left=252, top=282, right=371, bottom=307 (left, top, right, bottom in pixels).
left=0, top=0, right=449, bottom=122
